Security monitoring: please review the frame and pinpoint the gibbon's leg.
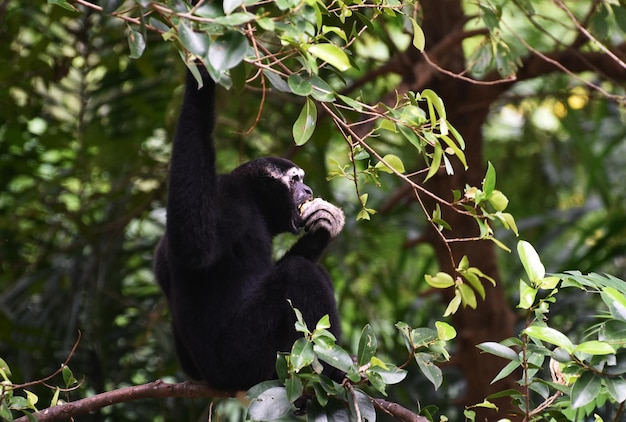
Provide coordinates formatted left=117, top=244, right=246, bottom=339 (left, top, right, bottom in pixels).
left=271, top=255, right=341, bottom=343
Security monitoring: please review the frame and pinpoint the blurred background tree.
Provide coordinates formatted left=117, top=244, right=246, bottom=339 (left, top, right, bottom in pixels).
left=0, top=0, right=624, bottom=420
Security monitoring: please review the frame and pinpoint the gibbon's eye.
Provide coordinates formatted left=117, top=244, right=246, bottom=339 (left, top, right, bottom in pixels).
left=291, top=174, right=300, bottom=184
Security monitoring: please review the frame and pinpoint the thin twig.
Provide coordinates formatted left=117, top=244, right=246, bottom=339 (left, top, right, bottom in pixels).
left=552, top=0, right=626, bottom=70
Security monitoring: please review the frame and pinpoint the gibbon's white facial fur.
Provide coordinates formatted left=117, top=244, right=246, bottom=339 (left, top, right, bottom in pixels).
left=268, top=166, right=305, bottom=188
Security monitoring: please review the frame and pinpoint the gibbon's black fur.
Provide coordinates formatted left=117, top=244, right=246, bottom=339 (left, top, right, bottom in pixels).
left=154, top=64, right=345, bottom=391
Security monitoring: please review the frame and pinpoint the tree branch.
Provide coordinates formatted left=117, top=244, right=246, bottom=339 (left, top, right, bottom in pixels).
left=372, top=398, right=430, bottom=422
left=15, top=380, right=235, bottom=422
left=14, top=381, right=429, bottom=422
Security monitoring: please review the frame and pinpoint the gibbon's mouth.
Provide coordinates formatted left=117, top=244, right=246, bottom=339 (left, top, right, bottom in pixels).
left=290, top=199, right=311, bottom=233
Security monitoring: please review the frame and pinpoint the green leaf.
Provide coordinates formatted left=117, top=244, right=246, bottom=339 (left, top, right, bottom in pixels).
left=62, top=365, right=77, bottom=388
left=517, top=240, right=545, bottom=284
left=0, top=358, right=11, bottom=380
left=24, top=390, right=38, bottom=411
left=357, top=324, right=377, bottom=366
left=127, top=28, right=146, bottom=59
left=458, top=283, right=477, bottom=308
left=488, top=190, right=508, bottom=211
left=518, top=279, right=537, bottom=310
left=285, top=375, right=303, bottom=403
left=263, top=70, right=291, bottom=92
left=571, top=371, right=602, bottom=409
left=415, top=353, right=443, bottom=390
left=601, top=287, right=626, bottom=321
left=421, top=89, right=446, bottom=121
left=208, top=31, right=249, bottom=72
left=435, top=321, right=457, bottom=341
left=178, top=23, right=207, bottom=56
left=375, top=154, right=405, bottom=174
left=524, top=326, right=574, bottom=354
left=308, top=77, right=335, bottom=102
left=308, top=43, right=351, bottom=71
left=48, top=0, right=78, bottom=12
left=491, top=360, right=521, bottom=384
left=424, top=142, right=442, bottom=181
left=574, top=341, right=616, bottom=356
left=425, top=272, right=455, bottom=289
left=440, top=134, right=467, bottom=169
left=483, top=162, right=496, bottom=196
left=462, top=271, right=486, bottom=300
left=443, top=291, right=462, bottom=316
left=223, top=0, right=242, bottom=14
left=365, top=369, right=387, bottom=395
left=369, top=363, right=407, bottom=385
left=496, top=212, right=518, bottom=236
left=213, top=12, right=255, bottom=26
left=410, top=18, right=425, bottom=52
left=476, top=341, right=520, bottom=362
left=315, top=314, right=331, bottom=331
left=349, top=389, right=376, bottom=422
left=477, top=342, right=519, bottom=362
left=287, top=74, right=313, bottom=96
left=50, top=388, right=60, bottom=407
left=292, top=98, right=317, bottom=146
left=411, top=328, right=438, bottom=347
left=313, top=343, right=356, bottom=373
left=291, top=337, right=315, bottom=372
left=248, top=387, right=292, bottom=420
left=605, top=376, right=626, bottom=403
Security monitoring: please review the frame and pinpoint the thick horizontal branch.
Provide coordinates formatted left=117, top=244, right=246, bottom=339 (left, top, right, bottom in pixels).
left=15, top=380, right=235, bottom=422
left=14, top=380, right=428, bottom=422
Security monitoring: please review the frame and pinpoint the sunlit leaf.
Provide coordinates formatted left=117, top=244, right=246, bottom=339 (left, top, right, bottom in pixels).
left=517, top=240, right=545, bottom=284
left=410, top=18, right=425, bottom=52
left=435, top=321, right=457, bottom=341
left=574, top=341, right=616, bottom=356
left=518, top=279, right=537, bottom=309
left=375, top=154, right=405, bottom=174
left=524, top=326, right=574, bottom=354
left=483, top=162, right=496, bottom=196
left=308, top=43, right=351, bottom=71
left=425, top=272, right=455, bottom=289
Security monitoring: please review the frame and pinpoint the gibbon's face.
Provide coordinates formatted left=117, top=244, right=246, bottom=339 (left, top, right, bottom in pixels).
left=268, top=165, right=313, bottom=234
left=232, top=157, right=314, bottom=234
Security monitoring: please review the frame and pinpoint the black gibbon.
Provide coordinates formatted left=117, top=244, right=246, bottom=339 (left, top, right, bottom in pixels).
left=154, top=63, right=345, bottom=390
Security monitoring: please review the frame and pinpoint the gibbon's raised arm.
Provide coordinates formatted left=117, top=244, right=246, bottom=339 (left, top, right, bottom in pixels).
left=165, top=66, right=218, bottom=269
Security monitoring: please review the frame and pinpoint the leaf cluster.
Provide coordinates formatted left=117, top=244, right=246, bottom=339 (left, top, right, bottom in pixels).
left=247, top=304, right=456, bottom=421
left=477, top=241, right=626, bottom=421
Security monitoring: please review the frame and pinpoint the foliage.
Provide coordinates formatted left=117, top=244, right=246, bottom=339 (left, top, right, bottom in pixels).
left=478, top=241, right=626, bottom=421
left=53, top=0, right=519, bottom=282
left=246, top=305, right=456, bottom=422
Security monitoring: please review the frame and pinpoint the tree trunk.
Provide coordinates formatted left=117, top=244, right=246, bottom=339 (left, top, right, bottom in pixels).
left=406, top=1, right=521, bottom=419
